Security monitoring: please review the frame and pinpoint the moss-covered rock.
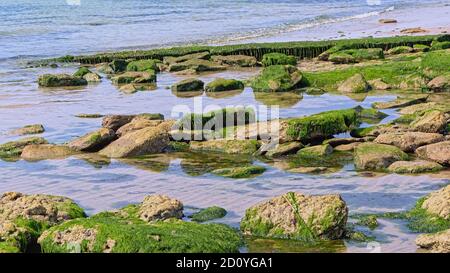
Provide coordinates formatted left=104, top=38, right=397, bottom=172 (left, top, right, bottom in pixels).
left=211, top=55, right=257, bottom=67
left=75, top=113, right=104, bottom=118
left=372, top=95, right=428, bottom=109
left=337, top=73, right=370, bottom=93
left=111, top=71, right=156, bottom=84
left=329, top=52, right=356, bottom=64
left=413, top=44, right=430, bottom=52
left=126, top=59, right=161, bottom=72
left=286, top=108, right=359, bottom=142
left=73, top=67, right=91, bottom=78
left=387, top=46, right=414, bottom=55
left=38, top=74, right=87, bottom=87
left=297, top=144, right=333, bottom=157
left=189, top=206, right=227, bottom=222
left=211, top=165, right=266, bottom=179
left=354, top=143, right=409, bottom=170
left=265, top=142, right=303, bottom=157
left=205, top=78, right=244, bottom=92
left=0, top=137, right=48, bottom=158
left=190, top=139, right=260, bottom=154
left=171, top=78, right=204, bottom=92
left=357, top=107, right=388, bottom=120
left=368, top=78, right=391, bottom=90
left=387, top=160, right=443, bottom=174
left=68, top=128, right=116, bottom=152
left=354, top=215, right=379, bottom=230
left=240, top=192, right=348, bottom=241
left=163, top=52, right=210, bottom=65
left=261, top=53, right=297, bottom=66
left=251, top=65, right=303, bottom=92
left=109, top=59, right=128, bottom=73
left=342, top=48, right=384, bottom=61
left=9, top=124, right=45, bottom=136
left=168, top=59, right=226, bottom=72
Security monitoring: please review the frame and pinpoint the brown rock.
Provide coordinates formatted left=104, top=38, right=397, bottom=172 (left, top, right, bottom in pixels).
left=379, top=19, right=397, bottom=24
left=421, top=185, right=450, bottom=220
left=427, top=75, right=450, bottom=92
left=138, top=195, right=183, bottom=222
left=21, top=145, right=77, bottom=161
left=400, top=27, right=428, bottom=34
left=416, top=141, right=450, bottom=165
left=374, top=132, right=444, bottom=152
left=416, top=229, right=450, bottom=253
left=102, top=115, right=135, bottom=131
left=68, top=128, right=116, bottom=152
left=411, top=110, right=447, bottom=133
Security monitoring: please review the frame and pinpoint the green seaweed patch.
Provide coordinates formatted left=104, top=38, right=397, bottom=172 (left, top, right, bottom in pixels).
left=126, top=59, right=161, bottom=72
left=189, top=206, right=227, bottom=222
left=261, top=53, right=297, bottom=66
left=351, top=214, right=379, bottom=230
left=211, top=165, right=266, bottom=179
left=244, top=235, right=347, bottom=253
left=73, top=67, right=91, bottom=78
left=178, top=107, right=255, bottom=130
left=0, top=137, right=48, bottom=158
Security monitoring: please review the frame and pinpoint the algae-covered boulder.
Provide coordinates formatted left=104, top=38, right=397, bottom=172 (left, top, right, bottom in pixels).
left=99, top=121, right=173, bottom=158
left=387, top=46, right=414, bottom=55
left=189, top=206, right=227, bottom=222
left=338, top=73, right=370, bottom=93
left=374, top=132, right=444, bottom=152
left=329, top=52, right=356, bottom=64
left=111, top=71, right=156, bottom=84
left=211, top=55, right=257, bottom=67
left=171, top=78, right=204, bottom=92
left=265, top=142, right=303, bottom=157
left=211, top=165, right=266, bottom=179
left=388, top=160, right=443, bottom=174
left=109, top=59, right=128, bottom=73
left=0, top=192, right=86, bottom=252
left=73, top=67, right=91, bottom=78
left=9, top=124, right=45, bottom=136
left=0, top=137, right=48, bottom=158
left=38, top=74, right=87, bottom=87
left=68, top=128, right=116, bottom=152
left=286, top=108, right=359, bottom=142
left=205, top=78, right=244, bottom=92
left=415, top=141, right=450, bottom=165
left=411, top=110, right=447, bottom=133
left=168, top=59, right=226, bottom=72
left=261, top=53, right=297, bottom=66
left=21, top=144, right=77, bottom=161
left=427, top=75, right=450, bottom=92
left=138, top=195, right=183, bottom=222
left=240, top=192, right=348, bottom=240
left=126, top=59, right=161, bottom=72
left=421, top=185, right=450, bottom=220
left=297, top=144, right=333, bottom=157
left=354, top=143, right=409, bottom=170
left=163, top=52, right=210, bottom=65
left=342, top=48, right=384, bottom=61
left=189, top=139, right=260, bottom=154
left=416, top=229, right=450, bottom=253
left=251, top=65, right=303, bottom=92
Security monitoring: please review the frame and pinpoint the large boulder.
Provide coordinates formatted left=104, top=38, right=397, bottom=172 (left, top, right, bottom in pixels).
left=387, top=160, right=443, bottom=174
left=0, top=137, right=48, bottom=158
left=240, top=192, right=348, bottom=240
left=9, top=124, right=45, bottom=136
left=416, top=229, right=450, bottom=253
left=251, top=65, right=303, bottom=92
left=138, top=195, right=183, bottom=222
left=189, top=139, right=260, bottom=154
left=171, top=78, right=204, bottom=92
left=21, top=145, right=77, bottom=161
left=68, top=128, right=116, bottom=152
left=38, top=74, right=87, bottom=87
left=410, top=110, right=447, bottom=133
left=111, top=71, right=156, bottom=84
left=354, top=143, right=409, bottom=170
left=211, top=55, right=257, bottom=67
left=427, top=75, right=450, bottom=92
left=374, top=132, right=444, bottom=152
left=416, top=141, right=450, bottom=165
left=205, top=78, right=244, bottom=92
left=98, top=121, right=173, bottom=158
left=421, top=185, right=450, bottom=220
left=337, top=73, right=370, bottom=93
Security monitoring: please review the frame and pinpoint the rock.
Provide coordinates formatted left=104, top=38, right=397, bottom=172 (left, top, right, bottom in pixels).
left=111, top=71, right=156, bottom=84
left=387, top=46, right=414, bottom=55
left=119, top=83, right=140, bottom=94
left=68, top=128, right=116, bottom=152
left=99, top=121, right=173, bottom=158
left=334, top=142, right=361, bottom=151
left=189, top=139, right=260, bottom=154
left=379, top=19, right=397, bottom=24
left=351, top=124, right=409, bottom=138
left=126, top=59, right=161, bottom=72
left=38, top=74, right=87, bottom=87
left=354, top=143, right=409, bottom=170
left=400, top=27, right=428, bottom=34
left=324, top=137, right=365, bottom=147
left=83, top=72, right=101, bottom=82
left=261, top=53, right=297, bottom=66
left=251, top=65, right=303, bottom=92
left=399, top=102, right=438, bottom=115
left=21, top=144, right=77, bottom=161
left=9, top=124, right=45, bottom=136
left=421, top=185, right=450, bottom=220
left=163, top=52, right=210, bottom=65
left=211, top=165, right=266, bottom=179
left=388, top=160, right=443, bottom=174
left=338, top=73, right=370, bottom=93
left=168, top=59, right=226, bottom=72
left=288, top=166, right=328, bottom=174
left=372, top=95, right=428, bottom=109
left=374, top=132, right=444, bottom=152
left=116, top=117, right=164, bottom=137
left=211, top=55, right=257, bottom=67
left=102, top=115, right=135, bottom=131
left=205, top=78, right=244, bottom=92
left=138, top=195, right=183, bottom=222
left=416, top=229, right=450, bottom=253
left=189, top=206, right=227, bottom=222
left=171, top=78, right=204, bottom=92
left=73, top=67, right=91, bottom=78
left=411, top=110, right=447, bottom=133
left=0, top=137, right=48, bottom=158
left=265, top=142, right=303, bottom=157
left=297, top=144, right=333, bottom=157
left=329, top=52, right=356, bottom=64
left=75, top=113, right=104, bottom=118
left=109, top=59, right=128, bottom=73
left=416, top=141, right=450, bottom=165
left=427, top=75, right=450, bottom=92
left=399, top=75, right=427, bottom=90
left=369, top=79, right=391, bottom=90
left=240, top=192, right=348, bottom=240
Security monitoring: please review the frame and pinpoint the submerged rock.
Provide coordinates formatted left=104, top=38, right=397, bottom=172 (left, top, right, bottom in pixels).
left=190, top=139, right=260, bottom=154
left=265, top=142, right=303, bottom=157
left=240, top=192, right=348, bottom=240
left=288, top=166, right=328, bottom=174
left=205, top=78, right=244, bottom=92
left=251, top=65, right=303, bottom=92
left=111, top=71, right=156, bottom=84
left=0, top=137, right=48, bottom=158
left=138, top=195, right=183, bottom=222
left=416, top=141, right=450, bottom=165
left=354, top=143, right=409, bottom=170
left=171, top=78, right=204, bottom=92
left=211, top=165, right=266, bottom=178
left=388, top=160, right=443, bottom=174
left=9, top=124, right=45, bottom=136
left=297, top=144, right=333, bottom=157
left=68, top=128, right=116, bottom=152
left=337, top=73, right=370, bottom=93
left=189, top=206, right=227, bottom=222
left=416, top=229, right=450, bottom=253
left=163, top=52, right=210, bottom=65
left=211, top=55, right=257, bottom=67
left=374, top=132, right=444, bottom=152
left=379, top=19, right=397, bottom=24
left=38, top=74, right=87, bottom=87
left=21, top=144, right=77, bottom=161
left=410, top=110, right=447, bottom=133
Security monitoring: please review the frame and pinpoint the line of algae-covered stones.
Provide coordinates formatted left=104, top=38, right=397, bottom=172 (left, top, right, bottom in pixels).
left=1, top=35, right=449, bottom=252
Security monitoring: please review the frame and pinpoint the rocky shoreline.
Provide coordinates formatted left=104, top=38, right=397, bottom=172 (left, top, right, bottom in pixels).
left=1, top=34, right=450, bottom=253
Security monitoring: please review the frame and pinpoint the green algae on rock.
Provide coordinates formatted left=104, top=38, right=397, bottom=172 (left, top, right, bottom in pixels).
left=111, top=71, right=156, bottom=84
left=297, top=144, right=333, bottom=158
left=261, top=53, right=297, bottom=66
left=73, top=67, right=91, bottom=78
left=210, top=55, right=257, bottom=67
left=38, top=74, right=87, bottom=87
left=211, top=165, right=266, bottom=179
left=126, top=59, right=161, bottom=72
left=354, top=143, right=409, bottom=170
left=251, top=65, right=303, bottom=92
left=189, top=206, right=227, bottom=222
left=387, top=160, right=443, bottom=174
left=0, top=137, right=48, bottom=158
left=205, top=78, right=244, bottom=92
left=68, top=128, right=116, bottom=152
left=171, top=78, right=204, bottom=92
left=190, top=139, right=260, bottom=155
left=9, top=124, right=45, bottom=136
left=337, top=73, right=370, bottom=93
